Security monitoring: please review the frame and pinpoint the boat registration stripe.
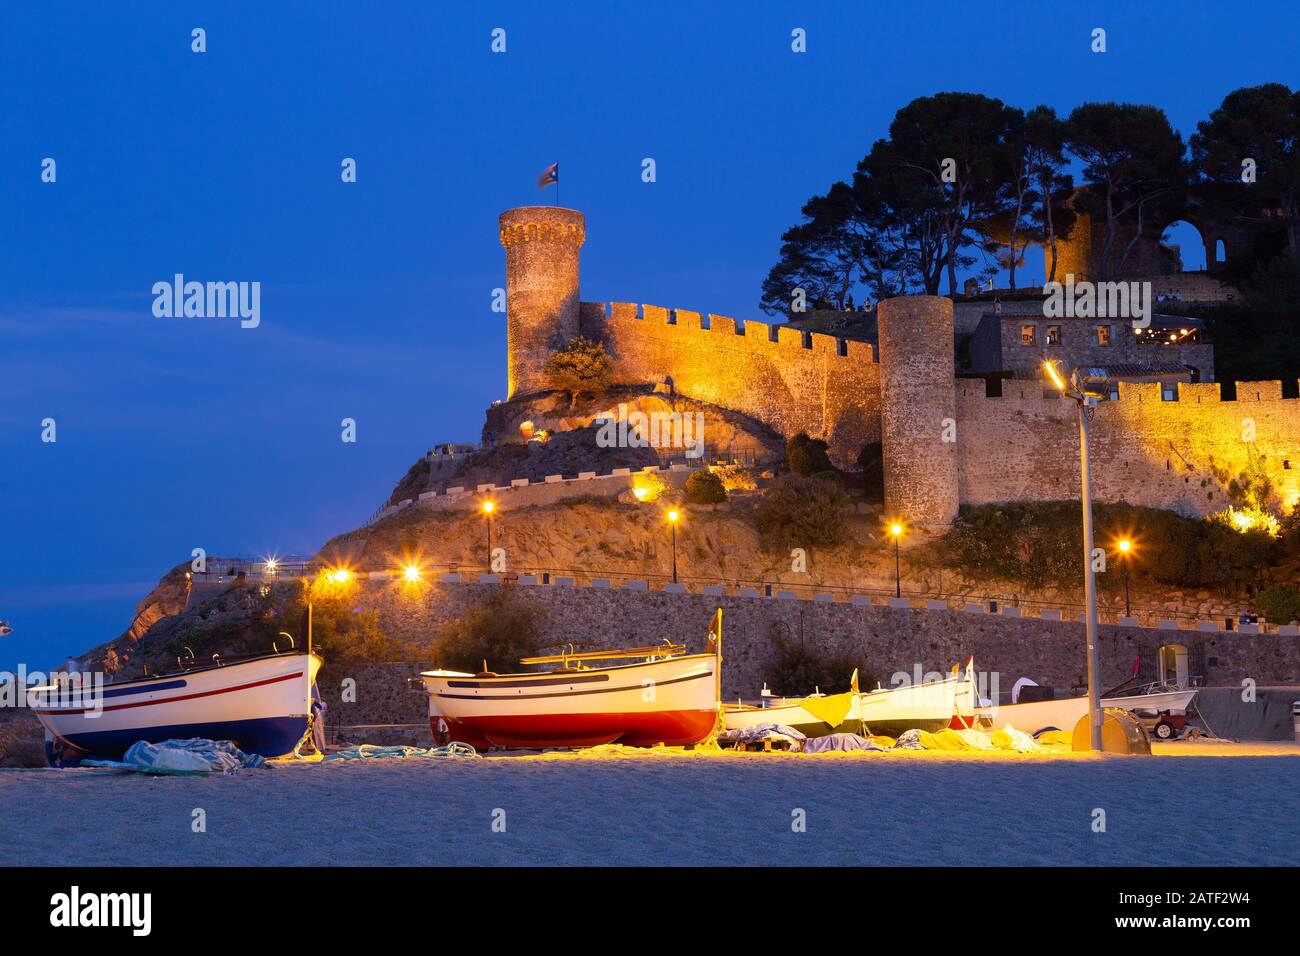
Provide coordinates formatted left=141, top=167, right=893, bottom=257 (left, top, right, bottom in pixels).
left=34, top=678, right=190, bottom=706
left=33, top=671, right=303, bottom=716
left=436, top=669, right=711, bottom=703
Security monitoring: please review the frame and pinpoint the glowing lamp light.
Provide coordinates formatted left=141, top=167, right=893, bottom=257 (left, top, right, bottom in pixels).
left=1043, top=359, right=1068, bottom=392
left=1118, top=539, right=1132, bottom=554
left=402, top=564, right=422, bottom=582
left=330, top=568, right=352, bottom=584
left=633, top=486, right=649, bottom=501
left=264, top=557, right=279, bottom=573
left=482, top=500, right=496, bottom=515
left=666, top=509, right=680, bottom=524
left=889, top=523, right=904, bottom=538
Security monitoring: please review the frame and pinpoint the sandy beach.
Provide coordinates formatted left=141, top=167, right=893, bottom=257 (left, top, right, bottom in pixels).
left=3, top=742, right=1297, bottom=867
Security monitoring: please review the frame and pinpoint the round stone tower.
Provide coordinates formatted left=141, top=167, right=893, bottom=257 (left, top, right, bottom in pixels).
left=499, top=206, right=586, bottom=399
left=877, top=295, right=959, bottom=528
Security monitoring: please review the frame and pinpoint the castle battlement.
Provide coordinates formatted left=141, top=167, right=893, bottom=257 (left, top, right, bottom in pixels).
left=956, top=377, right=1300, bottom=406
left=582, top=300, right=875, bottom=363
left=504, top=205, right=1299, bottom=523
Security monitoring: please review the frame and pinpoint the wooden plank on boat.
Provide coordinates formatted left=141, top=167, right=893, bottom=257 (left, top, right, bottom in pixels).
left=519, top=644, right=687, bottom=664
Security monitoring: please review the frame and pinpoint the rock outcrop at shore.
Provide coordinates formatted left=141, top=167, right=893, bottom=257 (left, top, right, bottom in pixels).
left=0, top=711, right=46, bottom=768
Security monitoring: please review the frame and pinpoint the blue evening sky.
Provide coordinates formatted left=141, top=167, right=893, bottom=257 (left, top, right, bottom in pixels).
left=3, top=1, right=1297, bottom=671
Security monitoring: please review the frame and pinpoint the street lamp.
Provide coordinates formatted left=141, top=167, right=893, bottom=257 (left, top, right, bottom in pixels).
left=666, top=509, right=681, bottom=583
left=888, top=522, right=904, bottom=598
left=402, top=563, right=422, bottom=583
left=1045, top=359, right=1110, bottom=752
left=481, top=500, right=496, bottom=571
left=1117, top=538, right=1133, bottom=617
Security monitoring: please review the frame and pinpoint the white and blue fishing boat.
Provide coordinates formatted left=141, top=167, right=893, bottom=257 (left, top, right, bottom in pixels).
left=29, top=642, right=323, bottom=766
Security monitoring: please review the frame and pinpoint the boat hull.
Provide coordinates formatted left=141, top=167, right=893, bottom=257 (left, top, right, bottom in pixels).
left=854, top=677, right=976, bottom=735
left=30, top=652, right=322, bottom=764
left=977, top=689, right=1198, bottom=733
left=421, top=654, right=718, bottom=749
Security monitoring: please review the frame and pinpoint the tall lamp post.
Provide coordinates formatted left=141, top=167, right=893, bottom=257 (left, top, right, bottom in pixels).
left=481, top=500, right=495, bottom=571
left=666, top=509, right=681, bottom=583
left=889, top=522, right=904, bottom=598
left=1117, top=538, right=1133, bottom=617
left=1045, top=360, right=1109, bottom=752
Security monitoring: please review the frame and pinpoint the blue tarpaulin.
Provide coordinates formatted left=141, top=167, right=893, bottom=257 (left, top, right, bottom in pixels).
left=82, top=738, right=268, bottom=775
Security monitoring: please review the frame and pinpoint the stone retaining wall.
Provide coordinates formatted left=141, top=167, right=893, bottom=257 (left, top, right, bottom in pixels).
left=320, top=580, right=1299, bottom=727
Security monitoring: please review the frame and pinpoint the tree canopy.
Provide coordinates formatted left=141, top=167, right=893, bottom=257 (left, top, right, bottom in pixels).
left=761, top=85, right=1297, bottom=316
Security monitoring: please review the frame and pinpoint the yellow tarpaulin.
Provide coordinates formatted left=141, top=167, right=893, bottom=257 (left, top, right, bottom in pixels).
left=917, top=729, right=995, bottom=751
left=799, top=692, right=856, bottom=729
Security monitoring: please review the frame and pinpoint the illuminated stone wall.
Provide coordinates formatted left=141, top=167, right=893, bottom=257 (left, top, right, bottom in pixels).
left=323, top=581, right=1300, bottom=725
left=578, top=301, right=882, bottom=467
left=500, top=206, right=1300, bottom=519
left=954, top=378, right=1300, bottom=515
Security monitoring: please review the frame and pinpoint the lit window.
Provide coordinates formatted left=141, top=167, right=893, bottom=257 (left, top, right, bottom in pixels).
left=1045, top=325, right=1062, bottom=346
left=1161, top=382, right=1178, bottom=401
left=1095, top=325, right=1112, bottom=346
left=1020, top=324, right=1037, bottom=346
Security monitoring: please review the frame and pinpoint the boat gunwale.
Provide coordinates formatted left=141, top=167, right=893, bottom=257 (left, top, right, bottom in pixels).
left=26, top=649, right=320, bottom=697
left=418, top=652, right=716, bottom=685
left=432, top=668, right=717, bottom=703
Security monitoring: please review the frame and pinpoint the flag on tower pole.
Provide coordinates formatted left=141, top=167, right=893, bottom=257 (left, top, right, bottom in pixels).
left=537, top=162, right=559, bottom=205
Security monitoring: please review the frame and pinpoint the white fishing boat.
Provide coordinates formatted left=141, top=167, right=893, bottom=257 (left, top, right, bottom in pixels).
left=30, top=646, right=323, bottom=766
left=420, top=610, right=723, bottom=749
left=855, top=662, right=980, bottom=735
left=977, top=685, right=1198, bottom=737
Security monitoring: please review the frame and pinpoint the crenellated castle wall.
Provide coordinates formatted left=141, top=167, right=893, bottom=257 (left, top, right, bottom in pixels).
left=498, top=205, right=1300, bottom=522
left=579, top=301, right=882, bottom=466
left=954, top=378, right=1300, bottom=515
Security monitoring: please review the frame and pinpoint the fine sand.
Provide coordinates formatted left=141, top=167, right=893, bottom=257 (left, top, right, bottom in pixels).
left=2, top=742, right=1296, bottom=867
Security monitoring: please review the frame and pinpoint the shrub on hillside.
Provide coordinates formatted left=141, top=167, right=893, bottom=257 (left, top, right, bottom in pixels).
left=294, top=594, right=408, bottom=676
left=630, top=471, right=668, bottom=502
left=786, top=432, right=834, bottom=475
left=543, top=337, right=612, bottom=401
left=712, top=463, right=756, bottom=492
left=436, top=589, right=543, bottom=673
left=753, top=474, right=851, bottom=552
left=856, top=441, right=884, bottom=502
left=1279, top=507, right=1300, bottom=559
left=1256, top=586, right=1300, bottom=624
left=767, top=626, right=875, bottom=697
left=684, top=469, right=727, bottom=504
left=936, top=501, right=1281, bottom=593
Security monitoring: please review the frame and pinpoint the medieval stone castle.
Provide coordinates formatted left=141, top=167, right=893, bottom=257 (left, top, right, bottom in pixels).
left=500, top=206, right=1300, bottom=527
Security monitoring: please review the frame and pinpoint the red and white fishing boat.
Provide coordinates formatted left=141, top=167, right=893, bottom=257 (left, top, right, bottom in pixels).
left=420, top=610, right=724, bottom=749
